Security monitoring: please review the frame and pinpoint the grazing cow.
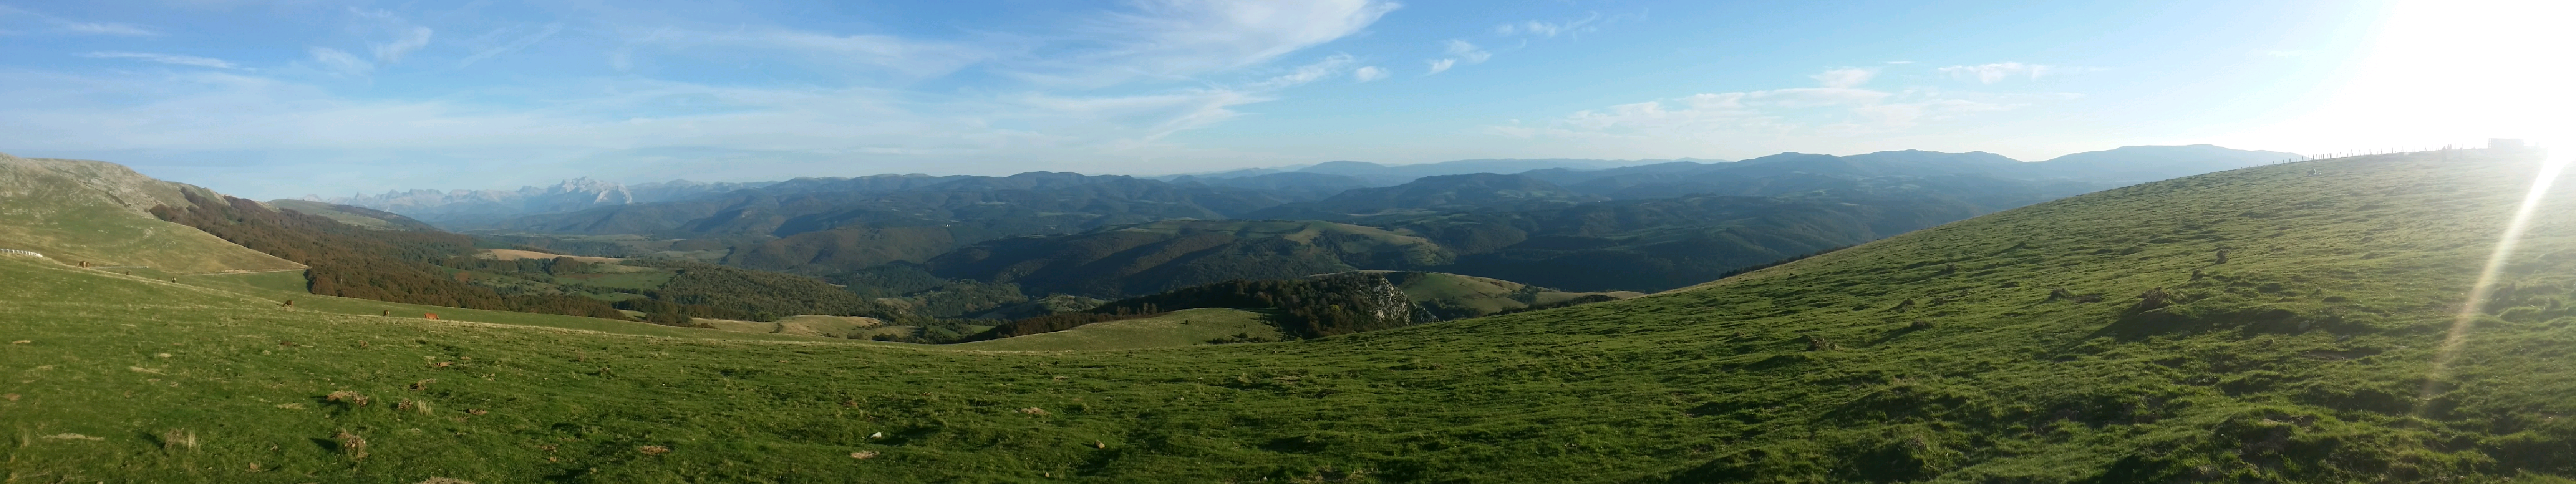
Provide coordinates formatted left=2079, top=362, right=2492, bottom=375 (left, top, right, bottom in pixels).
left=425, top=313, right=439, bottom=320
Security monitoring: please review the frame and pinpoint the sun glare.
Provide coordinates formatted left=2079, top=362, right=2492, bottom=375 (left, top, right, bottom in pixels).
left=2221, top=0, right=2576, bottom=152
left=2416, top=142, right=2574, bottom=419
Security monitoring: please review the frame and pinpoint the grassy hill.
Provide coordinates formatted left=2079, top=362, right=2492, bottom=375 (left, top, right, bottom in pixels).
left=951, top=308, right=1284, bottom=351
left=926, top=219, right=1450, bottom=298
left=0, top=153, right=302, bottom=274
left=5, top=149, right=2576, bottom=482
left=1370, top=270, right=1641, bottom=319
left=267, top=199, right=443, bottom=231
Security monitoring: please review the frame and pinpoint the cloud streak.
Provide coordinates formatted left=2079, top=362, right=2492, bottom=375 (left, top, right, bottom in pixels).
left=1494, top=67, right=2064, bottom=141
left=1493, top=13, right=1603, bottom=38
left=1352, top=65, right=1387, bottom=82
left=1002, top=0, right=1399, bottom=86
left=0, top=5, right=160, bottom=36
left=1810, top=68, right=1876, bottom=88
left=458, top=23, right=564, bottom=67
left=1939, top=61, right=2054, bottom=83
left=1426, top=39, right=1487, bottom=75
left=78, top=52, right=238, bottom=69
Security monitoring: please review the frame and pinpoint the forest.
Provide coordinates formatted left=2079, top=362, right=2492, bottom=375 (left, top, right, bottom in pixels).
left=151, top=193, right=631, bottom=320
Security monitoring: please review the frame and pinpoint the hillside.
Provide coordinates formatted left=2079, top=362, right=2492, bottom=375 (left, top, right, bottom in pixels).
left=1371, top=270, right=1642, bottom=319
left=925, top=219, right=1450, bottom=298
left=0, top=153, right=302, bottom=274
left=321, top=178, right=776, bottom=227
left=7, top=149, right=2574, bottom=482
left=939, top=186, right=1983, bottom=294
left=1244, top=173, right=1607, bottom=218
left=268, top=199, right=443, bottom=231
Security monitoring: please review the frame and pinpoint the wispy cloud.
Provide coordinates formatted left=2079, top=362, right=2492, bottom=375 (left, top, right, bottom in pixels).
left=0, top=5, right=160, bottom=36
left=1938, top=61, right=2054, bottom=84
left=58, top=21, right=158, bottom=36
left=458, top=23, right=563, bottom=67
left=1001, top=0, right=1399, bottom=87
left=79, top=52, right=238, bottom=69
left=1810, top=67, right=1876, bottom=88
left=1493, top=68, right=2067, bottom=140
left=1352, top=65, right=1387, bottom=82
left=371, top=26, right=434, bottom=63
left=0, top=0, right=1411, bottom=195
left=1240, top=53, right=1356, bottom=90
left=1492, top=13, right=1603, bottom=38
left=1444, top=39, right=1491, bottom=63
left=1425, top=39, right=1487, bottom=75
left=308, top=47, right=372, bottom=76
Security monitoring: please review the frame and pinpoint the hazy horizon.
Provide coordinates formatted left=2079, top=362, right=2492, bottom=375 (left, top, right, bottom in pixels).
left=2, top=0, right=2562, bottom=199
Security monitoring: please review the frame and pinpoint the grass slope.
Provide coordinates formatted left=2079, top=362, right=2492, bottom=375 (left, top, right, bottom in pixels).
left=3, top=150, right=2576, bottom=482
left=951, top=308, right=1285, bottom=351
left=0, top=154, right=302, bottom=274
left=1371, top=270, right=1643, bottom=318
left=266, top=200, right=428, bottom=231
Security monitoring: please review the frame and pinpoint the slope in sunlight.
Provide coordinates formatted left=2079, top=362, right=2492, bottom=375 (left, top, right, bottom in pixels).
left=3, top=148, right=2573, bottom=483
left=0, top=153, right=302, bottom=274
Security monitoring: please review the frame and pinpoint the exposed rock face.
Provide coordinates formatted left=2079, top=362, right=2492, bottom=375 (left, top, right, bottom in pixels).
left=1342, top=272, right=1428, bottom=325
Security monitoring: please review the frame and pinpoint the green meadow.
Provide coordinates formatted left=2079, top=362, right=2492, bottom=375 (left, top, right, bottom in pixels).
left=5, top=151, right=2576, bottom=482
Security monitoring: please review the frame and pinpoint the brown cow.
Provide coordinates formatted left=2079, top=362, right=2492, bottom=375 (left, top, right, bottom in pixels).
left=425, top=313, right=440, bottom=320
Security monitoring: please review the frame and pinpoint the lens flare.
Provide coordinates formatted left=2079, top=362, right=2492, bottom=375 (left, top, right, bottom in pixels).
left=2416, top=147, right=2574, bottom=412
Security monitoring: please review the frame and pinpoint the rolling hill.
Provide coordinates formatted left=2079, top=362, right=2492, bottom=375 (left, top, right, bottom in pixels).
left=2, top=148, right=2567, bottom=482
left=0, top=153, right=303, bottom=274
left=923, top=219, right=1450, bottom=299
left=267, top=199, right=444, bottom=231
left=936, top=183, right=1985, bottom=295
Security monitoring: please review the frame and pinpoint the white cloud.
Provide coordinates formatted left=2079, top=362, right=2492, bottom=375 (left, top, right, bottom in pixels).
left=1352, top=65, right=1386, bottom=82
left=458, top=23, right=563, bottom=67
left=1938, top=62, right=2054, bottom=84
left=1443, top=39, right=1491, bottom=63
left=0, top=1, right=1413, bottom=195
left=659, top=27, right=993, bottom=79
left=308, top=47, right=372, bottom=76
left=1497, top=68, right=2066, bottom=141
left=78, top=52, right=237, bottom=69
left=58, top=21, right=159, bottom=36
left=1002, top=0, right=1399, bottom=87
left=1810, top=68, right=1876, bottom=88
left=372, top=26, right=434, bottom=63
left=0, top=5, right=160, bottom=36
left=1493, top=13, right=1603, bottom=38
left=1424, top=39, right=1487, bottom=75
left=1239, top=53, right=1356, bottom=90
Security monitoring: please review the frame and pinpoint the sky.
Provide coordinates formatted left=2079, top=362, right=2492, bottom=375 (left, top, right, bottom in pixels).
left=0, top=0, right=2560, bottom=199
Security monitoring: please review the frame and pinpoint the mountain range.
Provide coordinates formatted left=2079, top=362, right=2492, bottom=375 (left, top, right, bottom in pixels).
left=316, top=177, right=778, bottom=226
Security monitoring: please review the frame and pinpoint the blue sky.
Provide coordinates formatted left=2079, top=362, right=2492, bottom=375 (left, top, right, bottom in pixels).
left=1, top=0, right=2545, bottom=199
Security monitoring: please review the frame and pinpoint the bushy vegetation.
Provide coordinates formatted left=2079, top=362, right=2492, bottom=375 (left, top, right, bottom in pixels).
left=1082, top=272, right=1423, bottom=338
left=12, top=150, right=2576, bottom=483
left=625, top=260, right=905, bottom=322
left=152, top=192, right=632, bottom=320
